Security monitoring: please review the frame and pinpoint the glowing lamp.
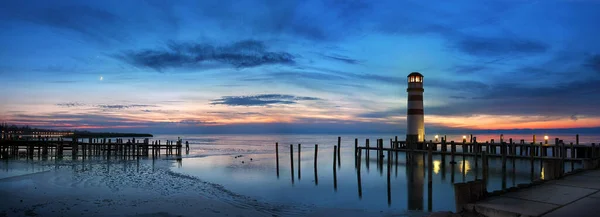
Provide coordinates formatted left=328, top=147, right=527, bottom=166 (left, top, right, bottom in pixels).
left=544, top=135, right=549, bottom=140
left=462, top=135, right=467, bottom=139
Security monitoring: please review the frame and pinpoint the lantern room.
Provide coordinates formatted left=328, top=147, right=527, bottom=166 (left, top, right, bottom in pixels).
left=408, top=72, right=423, bottom=83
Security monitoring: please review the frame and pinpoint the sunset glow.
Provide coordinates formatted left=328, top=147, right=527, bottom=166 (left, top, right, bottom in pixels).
left=0, top=0, right=599, bottom=133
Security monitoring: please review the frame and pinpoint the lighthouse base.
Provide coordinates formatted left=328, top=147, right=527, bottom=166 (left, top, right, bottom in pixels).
left=406, top=135, right=424, bottom=150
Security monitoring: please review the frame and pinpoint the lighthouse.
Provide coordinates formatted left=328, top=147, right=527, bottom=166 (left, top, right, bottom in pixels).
left=406, top=72, right=425, bottom=144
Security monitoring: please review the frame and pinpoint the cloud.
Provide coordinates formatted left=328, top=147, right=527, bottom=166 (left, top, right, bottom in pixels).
left=571, top=114, right=579, bottom=121
left=322, top=54, right=360, bottom=64
left=56, top=102, right=86, bottom=107
left=0, top=1, right=126, bottom=44
left=357, top=109, right=402, bottom=119
left=210, top=94, right=320, bottom=106
left=451, top=65, right=488, bottom=74
left=427, top=79, right=600, bottom=117
left=116, top=40, right=295, bottom=71
left=97, top=104, right=155, bottom=110
left=456, top=36, right=549, bottom=57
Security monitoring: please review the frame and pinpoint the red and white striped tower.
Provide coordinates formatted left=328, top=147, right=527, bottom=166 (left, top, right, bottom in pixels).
left=406, top=72, right=425, bottom=144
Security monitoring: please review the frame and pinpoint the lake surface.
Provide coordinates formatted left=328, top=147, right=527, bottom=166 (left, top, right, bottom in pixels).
left=1, top=133, right=598, bottom=215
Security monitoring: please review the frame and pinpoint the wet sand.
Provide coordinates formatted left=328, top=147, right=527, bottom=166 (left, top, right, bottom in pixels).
left=0, top=158, right=405, bottom=217
left=0, top=158, right=289, bottom=217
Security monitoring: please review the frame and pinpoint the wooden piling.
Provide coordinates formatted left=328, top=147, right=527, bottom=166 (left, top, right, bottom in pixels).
left=354, top=138, right=358, bottom=157
left=571, top=142, right=575, bottom=172
left=314, top=144, right=318, bottom=185
left=365, top=139, right=370, bottom=160
left=387, top=149, right=392, bottom=206
left=298, top=144, right=301, bottom=180
left=337, top=137, right=341, bottom=167
left=530, top=142, right=535, bottom=181
left=561, top=141, right=566, bottom=175
left=502, top=142, right=507, bottom=190
left=451, top=141, right=456, bottom=164
left=276, top=142, right=279, bottom=177
left=333, top=145, right=337, bottom=191
left=357, top=146, right=362, bottom=198
left=428, top=140, right=433, bottom=211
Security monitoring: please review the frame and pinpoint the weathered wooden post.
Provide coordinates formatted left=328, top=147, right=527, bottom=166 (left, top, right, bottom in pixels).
left=450, top=141, right=456, bottom=164
left=354, top=138, right=358, bottom=157
left=298, top=144, right=301, bottom=180
left=462, top=140, right=467, bottom=181
left=571, top=142, right=575, bottom=172
left=333, top=145, right=337, bottom=191
left=428, top=140, right=433, bottom=211
left=454, top=182, right=470, bottom=212
left=482, top=142, right=488, bottom=183
left=561, top=141, right=566, bottom=175
left=387, top=149, right=392, bottom=206
left=357, top=146, right=362, bottom=198
left=337, top=137, right=341, bottom=167
left=474, top=140, right=479, bottom=180
left=530, top=142, right=535, bottom=181
left=314, top=144, right=318, bottom=185
left=502, top=141, right=507, bottom=190
left=290, top=144, right=294, bottom=184
left=554, top=138, right=559, bottom=157
left=365, top=139, right=370, bottom=160
left=395, top=136, right=398, bottom=149
left=366, top=139, right=370, bottom=170
left=378, top=139, right=384, bottom=167
left=276, top=142, right=279, bottom=177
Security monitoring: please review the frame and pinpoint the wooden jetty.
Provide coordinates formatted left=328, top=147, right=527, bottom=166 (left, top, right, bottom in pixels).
left=276, top=134, right=600, bottom=211
left=0, top=137, right=184, bottom=159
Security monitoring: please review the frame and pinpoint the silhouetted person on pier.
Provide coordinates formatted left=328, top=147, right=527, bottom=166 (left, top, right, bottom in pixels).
left=185, top=141, right=189, bottom=151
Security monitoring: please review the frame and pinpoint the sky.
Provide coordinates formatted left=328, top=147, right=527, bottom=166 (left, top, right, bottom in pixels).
left=1, top=0, right=600, bottom=134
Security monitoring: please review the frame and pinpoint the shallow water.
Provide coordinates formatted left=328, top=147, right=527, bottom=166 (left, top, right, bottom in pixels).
left=1, top=133, right=598, bottom=215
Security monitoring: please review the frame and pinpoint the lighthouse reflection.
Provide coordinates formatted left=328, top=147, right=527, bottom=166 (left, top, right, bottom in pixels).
left=407, top=153, right=424, bottom=210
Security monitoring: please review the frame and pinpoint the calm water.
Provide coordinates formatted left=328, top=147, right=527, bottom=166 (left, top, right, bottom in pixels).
left=1, top=133, right=598, bottom=215
left=159, top=133, right=598, bottom=213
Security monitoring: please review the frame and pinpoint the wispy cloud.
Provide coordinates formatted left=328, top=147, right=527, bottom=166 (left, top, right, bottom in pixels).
left=97, top=104, right=156, bottom=110
left=116, top=40, right=295, bottom=71
left=56, top=102, right=86, bottom=107
left=210, top=94, right=320, bottom=106
left=322, top=54, right=360, bottom=64
left=456, top=36, right=549, bottom=57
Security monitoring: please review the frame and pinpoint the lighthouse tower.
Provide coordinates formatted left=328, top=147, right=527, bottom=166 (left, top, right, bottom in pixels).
left=406, top=72, right=425, bottom=144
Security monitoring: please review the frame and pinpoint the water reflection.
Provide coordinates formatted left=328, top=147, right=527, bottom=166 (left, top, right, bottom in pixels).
left=433, top=160, right=441, bottom=174
left=407, top=153, right=424, bottom=210
left=459, top=160, right=471, bottom=174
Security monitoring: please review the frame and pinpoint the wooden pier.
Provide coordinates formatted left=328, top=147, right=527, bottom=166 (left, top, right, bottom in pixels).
left=0, top=137, right=184, bottom=159
left=276, top=134, right=600, bottom=211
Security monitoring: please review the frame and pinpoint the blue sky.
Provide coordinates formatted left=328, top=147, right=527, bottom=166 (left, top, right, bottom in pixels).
left=1, top=0, right=599, bottom=134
